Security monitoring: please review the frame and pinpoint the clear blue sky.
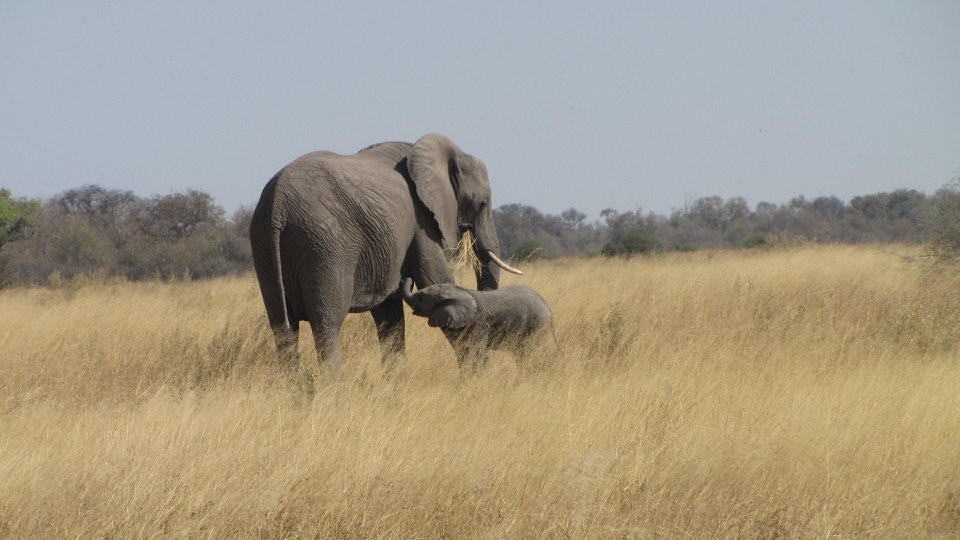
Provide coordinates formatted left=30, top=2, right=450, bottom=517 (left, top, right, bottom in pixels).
left=2, top=1, right=958, bottom=218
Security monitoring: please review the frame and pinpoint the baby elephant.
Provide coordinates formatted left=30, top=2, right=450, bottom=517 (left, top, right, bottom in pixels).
left=401, top=278, right=554, bottom=370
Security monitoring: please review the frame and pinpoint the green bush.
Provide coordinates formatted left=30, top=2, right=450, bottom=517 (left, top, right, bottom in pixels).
left=926, top=180, right=960, bottom=259
left=0, top=189, right=40, bottom=249
left=737, top=233, right=768, bottom=249
left=602, top=227, right=662, bottom=257
left=510, top=237, right=552, bottom=261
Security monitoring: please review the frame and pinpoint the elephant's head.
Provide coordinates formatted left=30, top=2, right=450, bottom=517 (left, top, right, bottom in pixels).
left=401, top=278, right=477, bottom=329
left=407, top=133, right=521, bottom=290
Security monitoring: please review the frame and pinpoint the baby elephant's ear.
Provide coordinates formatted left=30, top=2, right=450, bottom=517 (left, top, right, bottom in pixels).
left=428, top=291, right=478, bottom=329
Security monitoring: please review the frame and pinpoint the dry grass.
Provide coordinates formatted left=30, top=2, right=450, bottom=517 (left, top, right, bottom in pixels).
left=2, top=245, right=960, bottom=538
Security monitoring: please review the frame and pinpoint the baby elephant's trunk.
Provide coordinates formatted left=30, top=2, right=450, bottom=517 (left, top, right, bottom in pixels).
left=400, top=278, right=415, bottom=301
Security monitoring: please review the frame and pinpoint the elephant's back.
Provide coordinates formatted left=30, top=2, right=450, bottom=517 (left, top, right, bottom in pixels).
left=504, top=285, right=553, bottom=325
left=266, top=148, right=410, bottom=222
left=254, top=140, right=416, bottom=230
left=278, top=150, right=408, bottom=198
left=287, top=140, right=413, bottom=178
left=265, top=148, right=419, bottom=311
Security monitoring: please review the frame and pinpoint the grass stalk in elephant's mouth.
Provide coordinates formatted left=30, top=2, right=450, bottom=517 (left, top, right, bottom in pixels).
left=452, top=230, right=483, bottom=280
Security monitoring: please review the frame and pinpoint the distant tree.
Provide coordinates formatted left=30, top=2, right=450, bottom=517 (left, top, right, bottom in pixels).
left=811, top=196, right=846, bottom=219
left=0, top=188, right=40, bottom=250
left=600, top=208, right=661, bottom=256
left=50, top=216, right=114, bottom=275
left=0, top=181, right=949, bottom=286
left=847, top=189, right=930, bottom=242
left=141, top=190, right=224, bottom=240
left=560, top=208, right=586, bottom=228
left=720, top=197, right=752, bottom=243
left=0, top=189, right=42, bottom=287
left=1, top=186, right=255, bottom=285
left=850, top=193, right=888, bottom=220
left=54, top=184, right=136, bottom=217
left=602, top=227, right=661, bottom=257
left=885, top=189, right=930, bottom=241
left=223, top=206, right=254, bottom=269
left=49, top=185, right=140, bottom=247
left=494, top=204, right=605, bottom=258
left=754, top=201, right=779, bottom=222
left=125, top=190, right=246, bottom=278
left=737, top=232, right=768, bottom=249
left=493, top=203, right=544, bottom=257
left=510, top=237, right=552, bottom=261
left=926, top=179, right=960, bottom=259
left=662, top=196, right=742, bottom=249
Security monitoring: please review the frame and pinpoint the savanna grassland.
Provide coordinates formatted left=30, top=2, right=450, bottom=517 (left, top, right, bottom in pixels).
left=2, top=245, right=960, bottom=538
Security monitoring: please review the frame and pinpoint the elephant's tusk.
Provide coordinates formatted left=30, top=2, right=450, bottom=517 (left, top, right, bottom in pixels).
left=486, top=250, right=524, bottom=275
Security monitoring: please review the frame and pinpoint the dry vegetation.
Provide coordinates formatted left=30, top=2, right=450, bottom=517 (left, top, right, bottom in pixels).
left=2, top=245, right=960, bottom=538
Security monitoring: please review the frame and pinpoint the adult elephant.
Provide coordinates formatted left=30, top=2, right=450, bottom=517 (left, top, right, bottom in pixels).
left=249, top=133, right=522, bottom=375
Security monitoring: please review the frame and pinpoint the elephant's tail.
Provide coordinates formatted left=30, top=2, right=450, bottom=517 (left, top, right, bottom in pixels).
left=270, top=222, right=292, bottom=333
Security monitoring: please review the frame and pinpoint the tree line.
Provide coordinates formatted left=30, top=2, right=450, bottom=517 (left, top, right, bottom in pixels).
left=1, top=182, right=959, bottom=287
left=494, top=187, right=960, bottom=259
left=0, top=186, right=251, bottom=287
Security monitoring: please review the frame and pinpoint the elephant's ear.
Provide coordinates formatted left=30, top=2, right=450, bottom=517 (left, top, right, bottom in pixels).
left=407, top=133, right=461, bottom=250
left=426, top=286, right=478, bottom=329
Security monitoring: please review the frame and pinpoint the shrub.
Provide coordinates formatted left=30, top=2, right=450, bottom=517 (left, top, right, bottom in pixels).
left=0, top=189, right=40, bottom=249
left=926, top=179, right=960, bottom=260
left=602, top=227, right=662, bottom=257
left=737, top=233, right=768, bottom=249
left=510, top=237, right=552, bottom=261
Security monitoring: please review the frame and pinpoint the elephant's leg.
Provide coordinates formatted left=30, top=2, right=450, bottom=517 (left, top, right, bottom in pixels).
left=443, top=328, right=489, bottom=374
left=461, top=346, right=490, bottom=373
left=301, top=268, right=351, bottom=379
left=309, top=319, right=345, bottom=379
left=252, top=253, right=300, bottom=366
left=371, top=298, right=405, bottom=370
left=272, top=324, right=300, bottom=367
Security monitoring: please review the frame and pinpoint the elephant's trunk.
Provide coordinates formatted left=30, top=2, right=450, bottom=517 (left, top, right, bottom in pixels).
left=401, top=278, right=415, bottom=301
left=471, top=210, right=520, bottom=290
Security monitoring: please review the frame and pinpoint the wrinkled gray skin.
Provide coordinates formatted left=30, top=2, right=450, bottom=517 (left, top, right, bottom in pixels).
left=250, top=134, right=512, bottom=376
left=400, top=278, right=554, bottom=370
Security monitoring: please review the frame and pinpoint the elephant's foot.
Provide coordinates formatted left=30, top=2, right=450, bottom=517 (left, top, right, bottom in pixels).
left=272, top=325, right=301, bottom=369
left=371, top=299, right=406, bottom=374
left=316, top=345, right=345, bottom=382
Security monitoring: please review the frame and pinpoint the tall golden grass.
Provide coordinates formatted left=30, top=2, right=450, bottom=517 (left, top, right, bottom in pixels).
left=2, top=245, right=959, bottom=537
